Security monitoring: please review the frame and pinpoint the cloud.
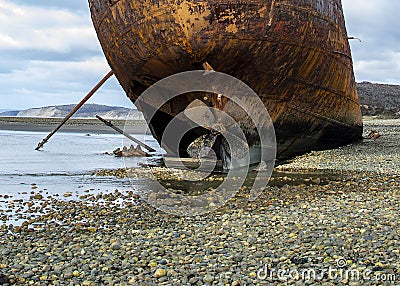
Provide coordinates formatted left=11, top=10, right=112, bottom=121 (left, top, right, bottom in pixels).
left=8, top=0, right=88, bottom=12
left=342, top=0, right=400, bottom=83
left=0, top=1, right=98, bottom=53
left=0, top=55, right=132, bottom=109
left=0, top=0, right=399, bottom=109
left=0, top=0, right=130, bottom=109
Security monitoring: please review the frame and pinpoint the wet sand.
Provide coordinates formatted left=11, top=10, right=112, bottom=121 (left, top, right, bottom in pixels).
left=1, top=118, right=399, bottom=285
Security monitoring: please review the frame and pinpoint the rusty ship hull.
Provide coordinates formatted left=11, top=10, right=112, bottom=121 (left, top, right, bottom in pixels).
left=89, top=0, right=363, bottom=162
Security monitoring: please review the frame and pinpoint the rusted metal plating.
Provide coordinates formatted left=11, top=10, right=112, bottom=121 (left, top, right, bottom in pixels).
left=88, top=0, right=362, bottom=159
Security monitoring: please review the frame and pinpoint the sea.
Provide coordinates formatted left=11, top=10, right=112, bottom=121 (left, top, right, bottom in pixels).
left=0, top=129, right=161, bottom=201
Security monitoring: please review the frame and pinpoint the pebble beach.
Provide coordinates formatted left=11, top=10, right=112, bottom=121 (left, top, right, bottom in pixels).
left=1, top=118, right=400, bottom=285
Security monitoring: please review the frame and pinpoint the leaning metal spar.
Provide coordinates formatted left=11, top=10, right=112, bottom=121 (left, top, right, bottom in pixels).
left=35, top=70, right=114, bottom=150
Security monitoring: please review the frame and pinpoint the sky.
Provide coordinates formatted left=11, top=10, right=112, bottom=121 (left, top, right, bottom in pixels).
left=0, top=0, right=399, bottom=110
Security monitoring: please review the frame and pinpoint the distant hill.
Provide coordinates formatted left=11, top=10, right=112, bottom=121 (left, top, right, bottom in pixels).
left=0, top=104, right=144, bottom=120
left=0, top=110, right=19, bottom=116
left=0, top=109, right=14, bottom=113
left=357, top=82, right=400, bottom=118
left=2, top=84, right=398, bottom=120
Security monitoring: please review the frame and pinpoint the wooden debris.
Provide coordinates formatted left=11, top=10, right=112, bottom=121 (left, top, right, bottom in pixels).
left=96, top=115, right=156, bottom=152
left=364, top=130, right=382, bottom=139
left=113, top=145, right=150, bottom=157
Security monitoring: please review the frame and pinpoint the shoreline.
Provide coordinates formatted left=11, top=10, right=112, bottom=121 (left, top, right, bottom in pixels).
left=1, top=117, right=399, bottom=285
left=1, top=170, right=399, bottom=285
left=0, top=117, right=148, bottom=134
left=277, top=118, right=400, bottom=175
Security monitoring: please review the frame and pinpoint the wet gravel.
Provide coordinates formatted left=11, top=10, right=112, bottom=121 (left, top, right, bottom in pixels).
left=1, top=119, right=400, bottom=285
left=277, top=119, right=400, bottom=174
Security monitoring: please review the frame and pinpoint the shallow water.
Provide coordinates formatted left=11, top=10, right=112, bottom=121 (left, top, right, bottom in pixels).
left=1, top=129, right=343, bottom=226
left=0, top=129, right=336, bottom=195
left=0, top=130, right=161, bottom=198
